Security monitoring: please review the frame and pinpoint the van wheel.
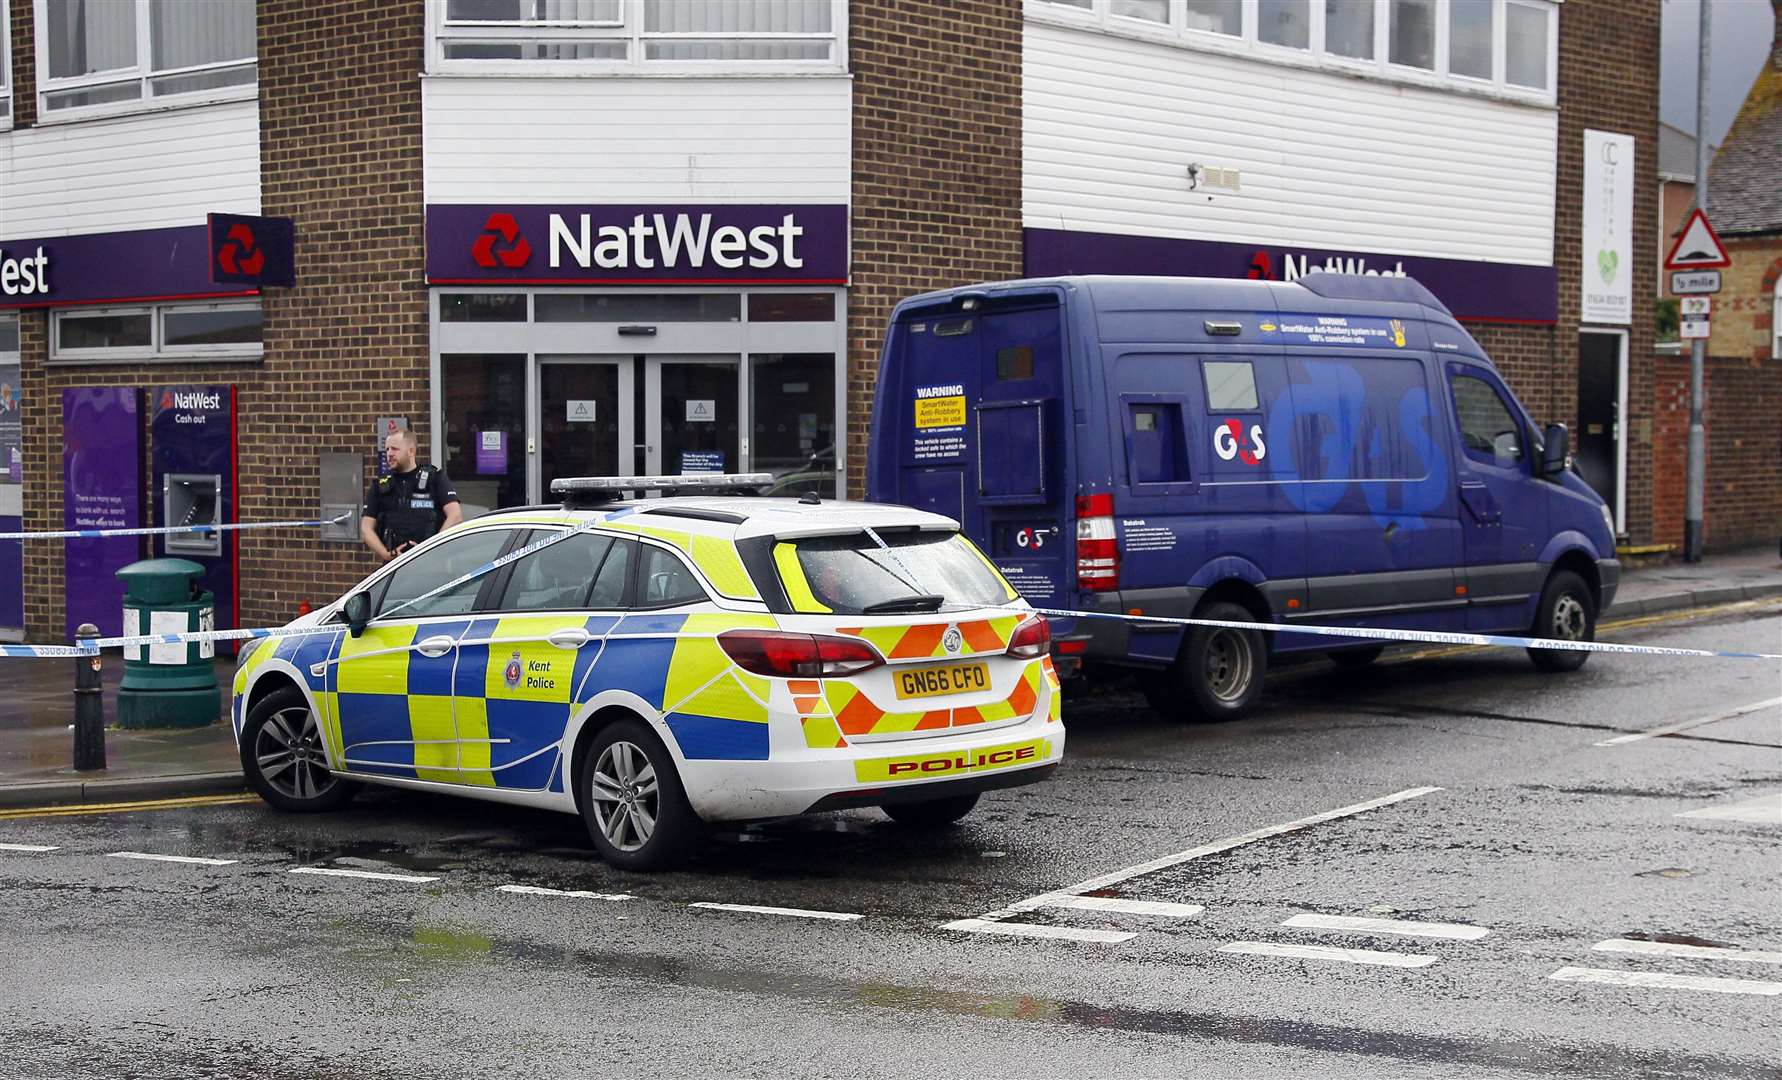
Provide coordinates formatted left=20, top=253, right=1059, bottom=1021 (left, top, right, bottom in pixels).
left=240, top=686, right=359, bottom=813
left=881, top=793, right=980, bottom=828
left=1327, top=644, right=1386, bottom=669
left=580, top=718, right=702, bottom=871
left=1528, top=570, right=1596, bottom=673
left=1144, top=601, right=1269, bottom=722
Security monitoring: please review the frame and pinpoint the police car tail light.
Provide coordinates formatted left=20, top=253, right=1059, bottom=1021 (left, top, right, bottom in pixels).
left=1006, top=616, right=1051, bottom=659
left=719, top=630, right=883, bottom=678
left=1075, top=493, right=1119, bottom=592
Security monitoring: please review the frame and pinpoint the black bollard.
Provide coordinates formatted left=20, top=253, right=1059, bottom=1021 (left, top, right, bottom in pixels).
left=73, top=623, right=106, bottom=772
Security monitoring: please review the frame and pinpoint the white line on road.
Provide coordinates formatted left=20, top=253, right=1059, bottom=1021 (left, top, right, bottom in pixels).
left=1549, top=965, right=1782, bottom=996
left=1676, top=793, right=1782, bottom=825
left=1595, top=696, right=1782, bottom=746
left=689, top=902, right=863, bottom=922
left=290, top=866, right=438, bottom=883
left=941, top=918, right=1136, bottom=944
left=0, top=843, right=58, bottom=852
left=1036, top=896, right=1205, bottom=918
left=1283, top=913, right=1490, bottom=940
left=497, top=885, right=634, bottom=901
left=107, top=851, right=238, bottom=866
left=1218, top=941, right=1437, bottom=968
left=1593, top=938, right=1782, bottom=965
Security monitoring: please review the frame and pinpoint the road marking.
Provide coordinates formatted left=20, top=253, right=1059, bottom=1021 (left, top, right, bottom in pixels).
left=0, top=842, right=58, bottom=852
left=689, top=902, right=863, bottom=922
left=290, top=866, right=438, bottom=884
left=1596, top=696, right=1782, bottom=746
left=941, top=918, right=1136, bottom=944
left=1593, top=938, right=1782, bottom=965
left=1218, top=941, right=1437, bottom=968
left=1037, top=896, right=1204, bottom=918
left=497, top=885, right=634, bottom=901
left=0, top=794, right=256, bottom=820
left=107, top=851, right=238, bottom=866
left=1676, top=793, right=1782, bottom=825
left=1549, top=965, right=1782, bottom=996
left=1283, top=913, right=1490, bottom=940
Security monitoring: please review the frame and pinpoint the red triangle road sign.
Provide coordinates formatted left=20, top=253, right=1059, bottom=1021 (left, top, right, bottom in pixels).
left=1664, top=208, right=1731, bottom=270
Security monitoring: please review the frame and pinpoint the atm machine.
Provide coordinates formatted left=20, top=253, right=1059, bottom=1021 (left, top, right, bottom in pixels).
left=150, top=385, right=238, bottom=640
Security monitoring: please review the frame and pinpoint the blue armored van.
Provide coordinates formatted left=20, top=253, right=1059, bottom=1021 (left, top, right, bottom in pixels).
left=867, top=274, right=1619, bottom=721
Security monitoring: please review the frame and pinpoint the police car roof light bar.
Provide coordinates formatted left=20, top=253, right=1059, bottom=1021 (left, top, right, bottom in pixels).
left=551, top=473, right=777, bottom=504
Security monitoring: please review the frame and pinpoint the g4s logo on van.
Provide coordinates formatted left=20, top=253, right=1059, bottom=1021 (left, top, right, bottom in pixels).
left=1213, top=419, right=1267, bottom=465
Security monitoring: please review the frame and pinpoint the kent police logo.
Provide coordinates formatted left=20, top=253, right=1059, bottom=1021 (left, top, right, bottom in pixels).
left=942, top=627, right=963, bottom=655
left=503, top=650, right=523, bottom=689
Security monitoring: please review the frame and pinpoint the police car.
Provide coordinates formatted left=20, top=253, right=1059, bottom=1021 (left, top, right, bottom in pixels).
left=232, top=474, right=1064, bottom=869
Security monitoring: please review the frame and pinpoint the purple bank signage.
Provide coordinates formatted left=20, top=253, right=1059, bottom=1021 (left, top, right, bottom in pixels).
left=0, top=215, right=293, bottom=309
left=1025, top=228, right=1558, bottom=324
left=427, top=204, right=849, bottom=285
left=64, top=387, right=141, bottom=640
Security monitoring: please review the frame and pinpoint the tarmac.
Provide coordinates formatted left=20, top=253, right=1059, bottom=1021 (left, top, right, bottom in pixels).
left=0, top=547, right=1776, bottom=809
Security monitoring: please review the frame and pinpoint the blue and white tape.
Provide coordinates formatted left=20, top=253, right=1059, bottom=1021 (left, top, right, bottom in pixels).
left=0, top=512, right=352, bottom=542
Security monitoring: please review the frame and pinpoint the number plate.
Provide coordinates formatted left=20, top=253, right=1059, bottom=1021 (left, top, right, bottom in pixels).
left=893, top=662, right=991, bottom=700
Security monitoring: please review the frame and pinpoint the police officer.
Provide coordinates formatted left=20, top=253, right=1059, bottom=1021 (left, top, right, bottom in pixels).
left=361, top=428, right=463, bottom=562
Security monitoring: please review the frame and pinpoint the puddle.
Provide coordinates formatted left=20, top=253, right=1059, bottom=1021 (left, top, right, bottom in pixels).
left=1622, top=930, right=1740, bottom=949
left=280, top=840, right=463, bottom=874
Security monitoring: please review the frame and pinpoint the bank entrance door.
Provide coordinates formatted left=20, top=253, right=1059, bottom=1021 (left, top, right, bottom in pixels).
left=1576, top=331, right=1626, bottom=534
left=645, top=357, right=745, bottom=477
left=530, top=356, right=634, bottom=502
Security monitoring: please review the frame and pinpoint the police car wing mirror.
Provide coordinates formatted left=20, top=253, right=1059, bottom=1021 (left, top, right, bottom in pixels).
left=1539, top=423, right=1569, bottom=477
left=343, top=592, right=372, bottom=638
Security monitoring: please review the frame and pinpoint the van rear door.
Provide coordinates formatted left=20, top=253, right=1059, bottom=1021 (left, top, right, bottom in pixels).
left=874, top=296, right=1070, bottom=608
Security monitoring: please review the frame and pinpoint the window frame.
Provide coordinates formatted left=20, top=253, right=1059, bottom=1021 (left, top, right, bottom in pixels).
left=1773, top=278, right=1781, bottom=362
left=426, top=0, right=850, bottom=77
left=50, top=299, right=263, bottom=364
left=1447, top=368, right=1526, bottom=470
left=1025, top=0, right=1558, bottom=106
left=1, top=0, right=13, bottom=132
left=32, top=0, right=257, bottom=124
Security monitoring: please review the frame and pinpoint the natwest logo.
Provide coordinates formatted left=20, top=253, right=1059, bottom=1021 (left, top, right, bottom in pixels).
left=0, top=246, right=49, bottom=297
left=1247, top=248, right=1406, bottom=282
left=549, top=212, right=803, bottom=271
left=471, top=212, right=532, bottom=269
left=161, top=389, right=222, bottom=411
left=216, top=224, right=263, bottom=276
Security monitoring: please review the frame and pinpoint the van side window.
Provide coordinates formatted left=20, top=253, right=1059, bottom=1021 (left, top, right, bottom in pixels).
left=996, top=345, right=1035, bottom=381
left=1203, top=361, right=1259, bottom=411
left=1450, top=373, right=1523, bottom=466
left=1126, top=401, right=1190, bottom=485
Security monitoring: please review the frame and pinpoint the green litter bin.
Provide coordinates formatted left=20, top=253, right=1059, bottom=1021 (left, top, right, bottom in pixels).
left=115, top=558, right=219, bottom=730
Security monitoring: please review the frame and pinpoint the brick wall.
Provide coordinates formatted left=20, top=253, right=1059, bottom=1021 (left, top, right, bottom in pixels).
left=1652, top=352, right=1781, bottom=552
left=845, top=0, right=1025, bottom=497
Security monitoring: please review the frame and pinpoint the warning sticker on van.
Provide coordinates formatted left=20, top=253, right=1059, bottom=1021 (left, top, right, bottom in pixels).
left=914, top=384, right=968, bottom=429
left=1260, top=315, right=1408, bottom=348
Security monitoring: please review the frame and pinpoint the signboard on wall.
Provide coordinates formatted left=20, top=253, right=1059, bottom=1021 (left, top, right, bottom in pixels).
left=0, top=363, right=19, bottom=484
left=208, top=213, right=296, bottom=288
left=1581, top=130, right=1635, bottom=325
left=0, top=223, right=262, bottom=309
left=64, top=388, right=141, bottom=639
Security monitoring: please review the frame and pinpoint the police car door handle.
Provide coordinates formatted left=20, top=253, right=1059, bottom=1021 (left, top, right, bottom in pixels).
left=546, top=628, right=591, bottom=650
left=415, top=635, right=456, bottom=658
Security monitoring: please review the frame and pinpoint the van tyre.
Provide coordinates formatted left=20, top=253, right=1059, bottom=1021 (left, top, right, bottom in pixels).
left=581, top=718, right=701, bottom=871
left=881, top=793, right=980, bottom=828
left=1144, top=601, right=1269, bottom=722
left=1328, top=644, right=1386, bottom=670
left=241, top=686, right=359, bottom=813
left=1529, top=569, right=1596, bottom=673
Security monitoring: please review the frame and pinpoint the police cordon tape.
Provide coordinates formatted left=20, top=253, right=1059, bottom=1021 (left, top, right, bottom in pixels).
left=0, top=512, right=354, bottom=542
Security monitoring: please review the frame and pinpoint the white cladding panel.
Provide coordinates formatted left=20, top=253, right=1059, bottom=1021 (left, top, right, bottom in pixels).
left=1024, top=23, right=1557, bottom=266
left=424, top=77, right=851, bottom=204
left=0, top=101, right=260, bottom=238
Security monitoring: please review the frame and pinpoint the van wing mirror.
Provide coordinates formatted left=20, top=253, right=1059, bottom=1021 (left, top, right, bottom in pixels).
left=1539, top=423, right=1570, bottom=477
left=343, top=591, right=372, bottom=637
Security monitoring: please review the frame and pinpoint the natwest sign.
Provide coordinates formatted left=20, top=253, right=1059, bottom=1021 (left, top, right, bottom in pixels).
left=428, top=204, right=847, bottom=284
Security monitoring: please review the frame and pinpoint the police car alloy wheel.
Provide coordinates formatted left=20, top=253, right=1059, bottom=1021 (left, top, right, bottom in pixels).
left=1529, top=570, right=1595, bottom=673
left=580, top=718, right=699, bottom=871
left=240, top=687, right=358, bottom=813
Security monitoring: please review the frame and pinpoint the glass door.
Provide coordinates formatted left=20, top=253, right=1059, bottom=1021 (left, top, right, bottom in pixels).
left=531, top=357, right=634, bottom=502
left=645, top=357, right=745, bottom=477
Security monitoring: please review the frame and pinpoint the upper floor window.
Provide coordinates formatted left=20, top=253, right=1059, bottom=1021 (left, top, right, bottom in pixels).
left=428, top=0, right=846, bottom=74
left=50, top=300, right=263, bottom=364
left=1028, top=0, right=1558, bottom=104
left=1773, top=278, right=1781, bottom=362
left=34, top=0, right=256, bottom=121
left=1, top=1, right=12, bottom=128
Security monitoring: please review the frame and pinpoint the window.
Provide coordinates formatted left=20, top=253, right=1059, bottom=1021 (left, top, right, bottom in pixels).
left=1773, top=279, right=1781, bottom=361
left=1504, top=0, right=1549, bottom=89
left=1111, top=0, right=1167, bottom=23
left=637, top=544, right=707, bottom=607
left=1, top=0, right=12, bottom=127
left=1258, top=0, right=1309, bottom=48
left=1203, top=361, right=1260, bottom=411
left=1324, top=0, right=1375, bottom=60
left=747, top=293, right=835, bottom=323
left=782, top=532, right=1013, bottom=615
left=377, top=528, right=514, bottom=619
left=752, top=353, right=836, bottom=499
left=588, top=537, right=632, bottom=608
left=441, top=293, right=527, bottom=322
left=430, top=0, right=845, bottom=73
left=1183, top=0, right=1241, bottom=36
left=1389, top=0, right=1435, bottom=69
left=51, top=301, right=261, bottom=362
left=1448, top=0, right=1493, bottom=79
left=534, top=293, right=739, bottom=323
left=1126, top=401, right=1190, bottom=485
left=441, top=354, right=527, bottom=515
left=36, top=0, right=256, bottom=119
left=996, top=345, right=1035, bottom=381
left=1450, top=373, right=1523, bottom=466
left=496, top=531, right=615, bottom=611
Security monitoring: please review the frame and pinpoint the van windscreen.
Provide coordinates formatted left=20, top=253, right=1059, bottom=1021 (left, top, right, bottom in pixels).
left=774, top=532, right=1017, bottom=615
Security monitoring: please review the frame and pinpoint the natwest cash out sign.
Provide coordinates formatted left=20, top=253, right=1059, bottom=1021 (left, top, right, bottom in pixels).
left=426, top=204, right=848, bottom=284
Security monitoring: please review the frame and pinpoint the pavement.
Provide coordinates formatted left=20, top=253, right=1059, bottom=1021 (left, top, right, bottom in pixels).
left=0, top=547, right=1775, bottom=809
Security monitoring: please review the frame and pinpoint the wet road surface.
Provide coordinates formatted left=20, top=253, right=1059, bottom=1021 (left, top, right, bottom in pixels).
left=1, top=604, right=1777, bottom=1079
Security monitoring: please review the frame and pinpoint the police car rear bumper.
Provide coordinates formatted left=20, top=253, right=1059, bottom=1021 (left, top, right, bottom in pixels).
left=675, top=717, right=1065, bottom=822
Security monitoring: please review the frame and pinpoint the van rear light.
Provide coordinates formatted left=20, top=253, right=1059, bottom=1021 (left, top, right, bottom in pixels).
left=719, top=630, right=883, bottom=679
left=1006, top=616, right=1051, bottom=659
left=1075, top=493, right=1119, bottom=593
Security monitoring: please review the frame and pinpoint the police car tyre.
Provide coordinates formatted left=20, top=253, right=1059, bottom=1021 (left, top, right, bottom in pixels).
left=1328, top=644, right=1387, bottom=669
left=579, top=718, right=701, bottom=871
left=240, top=686, right=359, bottom=813
left=880, top=793, right=980, bottom=828
left=1529, top=569, right=1595, bottom=673
left=1144, top=601, right=1268, bottom=723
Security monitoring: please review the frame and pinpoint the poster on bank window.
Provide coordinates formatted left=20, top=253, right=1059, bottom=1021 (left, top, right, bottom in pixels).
left=1582, top=130, right=1635, bottom=325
